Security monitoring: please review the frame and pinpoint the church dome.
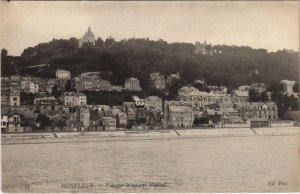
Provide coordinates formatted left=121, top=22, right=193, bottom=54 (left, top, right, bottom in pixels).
left=83, top=27, right=95, bottom=40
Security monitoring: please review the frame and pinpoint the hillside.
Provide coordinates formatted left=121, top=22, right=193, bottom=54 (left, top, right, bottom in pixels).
left=1, top=37, right=299, bottom=91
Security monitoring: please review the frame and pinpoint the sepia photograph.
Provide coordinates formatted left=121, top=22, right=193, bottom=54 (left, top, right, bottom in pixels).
left=0, top=1, right=299, bottom=193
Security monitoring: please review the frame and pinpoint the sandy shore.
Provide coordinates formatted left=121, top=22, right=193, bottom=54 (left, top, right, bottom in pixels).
left=2, top=127, right=300, bottom=145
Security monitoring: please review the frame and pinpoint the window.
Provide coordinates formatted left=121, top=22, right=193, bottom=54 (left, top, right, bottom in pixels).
left=13, top=97, right=17, bottom=101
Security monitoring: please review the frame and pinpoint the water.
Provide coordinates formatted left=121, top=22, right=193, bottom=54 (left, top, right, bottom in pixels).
left=2, top=135, right=299, bottom=192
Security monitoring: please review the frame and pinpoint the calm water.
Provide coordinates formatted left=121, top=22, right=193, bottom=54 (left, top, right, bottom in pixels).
left=2, top=135, right=300, bottom=192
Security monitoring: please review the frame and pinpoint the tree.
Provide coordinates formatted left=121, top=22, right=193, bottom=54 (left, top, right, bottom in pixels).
left=35, top=114, right=50, bottom=131
left=260, top=91, right=269, bottom=102
left=104, top=36, right=115, bottom=47
left=65, top=80, right=75, bottom=92
left=292, top=82, right=299, bottom=93
left=1, top=49, right=8, bottom=58
left=95, top=38, right=104, bottom=48
left=290, top=95, right=300, bottom=111
left=51, top=85, right=62, bottom=99
left=249, top=89, right=260, bottom=102
left=68, top=37, right=79, bottom=50
left=20, top=92, right=35, bottom=105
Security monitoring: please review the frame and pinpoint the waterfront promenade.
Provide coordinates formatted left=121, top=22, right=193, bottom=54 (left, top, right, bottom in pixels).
left=2, top=127, right=300, bottom=145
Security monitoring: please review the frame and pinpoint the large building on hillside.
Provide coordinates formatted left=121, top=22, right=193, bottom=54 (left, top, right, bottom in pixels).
left=56, top=69, right=71, bottom=79
left=125, top=78, right=142, bottom=91
left=164, top=105, right=194, bottom=128
left=280, top=80, right=297, bottom=96
left=62, top=92, right=87, bottom=106
left=235, top=102, right=278, bottom=120
left=150, top=73, right=165, bottom=90
left=79, top=27, right=96, bottom=48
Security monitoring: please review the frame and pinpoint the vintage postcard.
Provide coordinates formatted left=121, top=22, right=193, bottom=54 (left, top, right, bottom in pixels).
left=0, top=1, right=299, bottom=193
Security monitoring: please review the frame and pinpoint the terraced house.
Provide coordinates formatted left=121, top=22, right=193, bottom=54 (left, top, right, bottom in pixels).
left=62, top=92, right=87, bottom=106
left=164, top=105, right=194, bottom=128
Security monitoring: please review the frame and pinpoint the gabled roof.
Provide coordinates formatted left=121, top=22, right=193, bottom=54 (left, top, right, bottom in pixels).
left=145, top=96, right=162, bottom=101
left=232, top=90, right=249, bottom=97
left=169, top=106, right=193, bottom=113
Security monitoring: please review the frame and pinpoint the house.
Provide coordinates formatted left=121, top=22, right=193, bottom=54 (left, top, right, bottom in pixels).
left=111, top=107, right=128, bottom=127
left=7, top=113, right=24, bottom=133
left=32, top=77, right=47, bottom=92
left=178, top=86, right=199, bottom=97
left=116, top=112, right=128, bottom=127
left=166, top=73, right=180, bottom=85
left=93, top=79, right=111, bottom=91
left=235, top=102, right=278, bottom=120
left=231, top=90, right=249, bottom=103
left=250, top=83, right=267, bottom=93
left=194, top=41, right=214, bottom=55
left=203, top=107, right=223, bottom=124
left=220, top=107, right=241, bottom=124
left=21, top=77, right=39, bottom=93
left=147, top=109, right=162, bottom=127
left=89, top=107, right=104, bottom=131
left=62, top=92, right=87, bottom=106
left=123, top=102, right=135, bottom=109
left=1, top=115, right=8, bottom=133
left=34, top=96, right=59, bottom=117
left=46, top=79, right=56, bottom=93
left=126, top=107, right=136, bottom=127
left=207, top=85, right=227, bottom=94
left=55, top=78, right=68, bottom=91
left=150, top=72, right=165, bottom=90
left=1, top=95, right=10, bottom=112
left=164, top=105, right=194, bottom=128
left=56, top=69, right=71, bottom=79
left=1, top=77, right=10, bottom=96
left=144, top=96, right=163, bottom=111
left=10, top=106, right=35, bottom=132
left=125, top=78, right=142, bottom=91
left=238, top=85, right=251, bottom=91
left=9, top=75, right=21, bottom=93
left=66, top=106, right=90, bottom=131
left=102, top=117, right=116, bottom=130
left=9, top=91, right=20, bottom=107
left=280, top=80, right=296, bottom=96
left=181, top=91, right=232, bottom=108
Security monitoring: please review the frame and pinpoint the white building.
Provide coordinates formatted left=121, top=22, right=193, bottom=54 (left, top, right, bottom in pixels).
left=8, top=114, right=24, bottom=133
left=9, top=92, right=20, bottom=107
left=56, top=69, right=71, bottom=79
left=79, top=27, right=96, bottom=48
left=62, top=92, right=87, bottom=106
left=125, top=78, right=142, bottom=91
left=280, top=80, right=296, bottom=96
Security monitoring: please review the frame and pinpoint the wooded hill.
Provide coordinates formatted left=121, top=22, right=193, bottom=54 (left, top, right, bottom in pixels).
left=1, top=37, right=298, bottom=92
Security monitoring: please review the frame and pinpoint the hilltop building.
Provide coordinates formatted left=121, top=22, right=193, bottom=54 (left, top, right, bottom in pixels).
left=194, top=41, right=222, bottom=55
left=79, top=27, right=96, bottom=48
left=56, top=69, right=71, bottom=79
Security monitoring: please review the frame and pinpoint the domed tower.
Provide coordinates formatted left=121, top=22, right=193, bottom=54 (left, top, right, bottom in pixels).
left=79, top=26, right=96, bottom=48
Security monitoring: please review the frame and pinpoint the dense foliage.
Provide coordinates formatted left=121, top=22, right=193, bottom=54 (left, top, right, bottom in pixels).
left=1, top=37, right=298, bottom=92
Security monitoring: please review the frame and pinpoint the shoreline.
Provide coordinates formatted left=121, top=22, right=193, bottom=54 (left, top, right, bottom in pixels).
left=2, top=127, right=300, bottom=145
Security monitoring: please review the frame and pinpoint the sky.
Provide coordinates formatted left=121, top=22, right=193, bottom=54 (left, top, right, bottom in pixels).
left=0, top=1, right=299, bottom=56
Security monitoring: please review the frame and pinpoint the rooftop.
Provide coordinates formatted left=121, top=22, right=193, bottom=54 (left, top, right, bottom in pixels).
left=169, top=106, right=193, bottom=113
